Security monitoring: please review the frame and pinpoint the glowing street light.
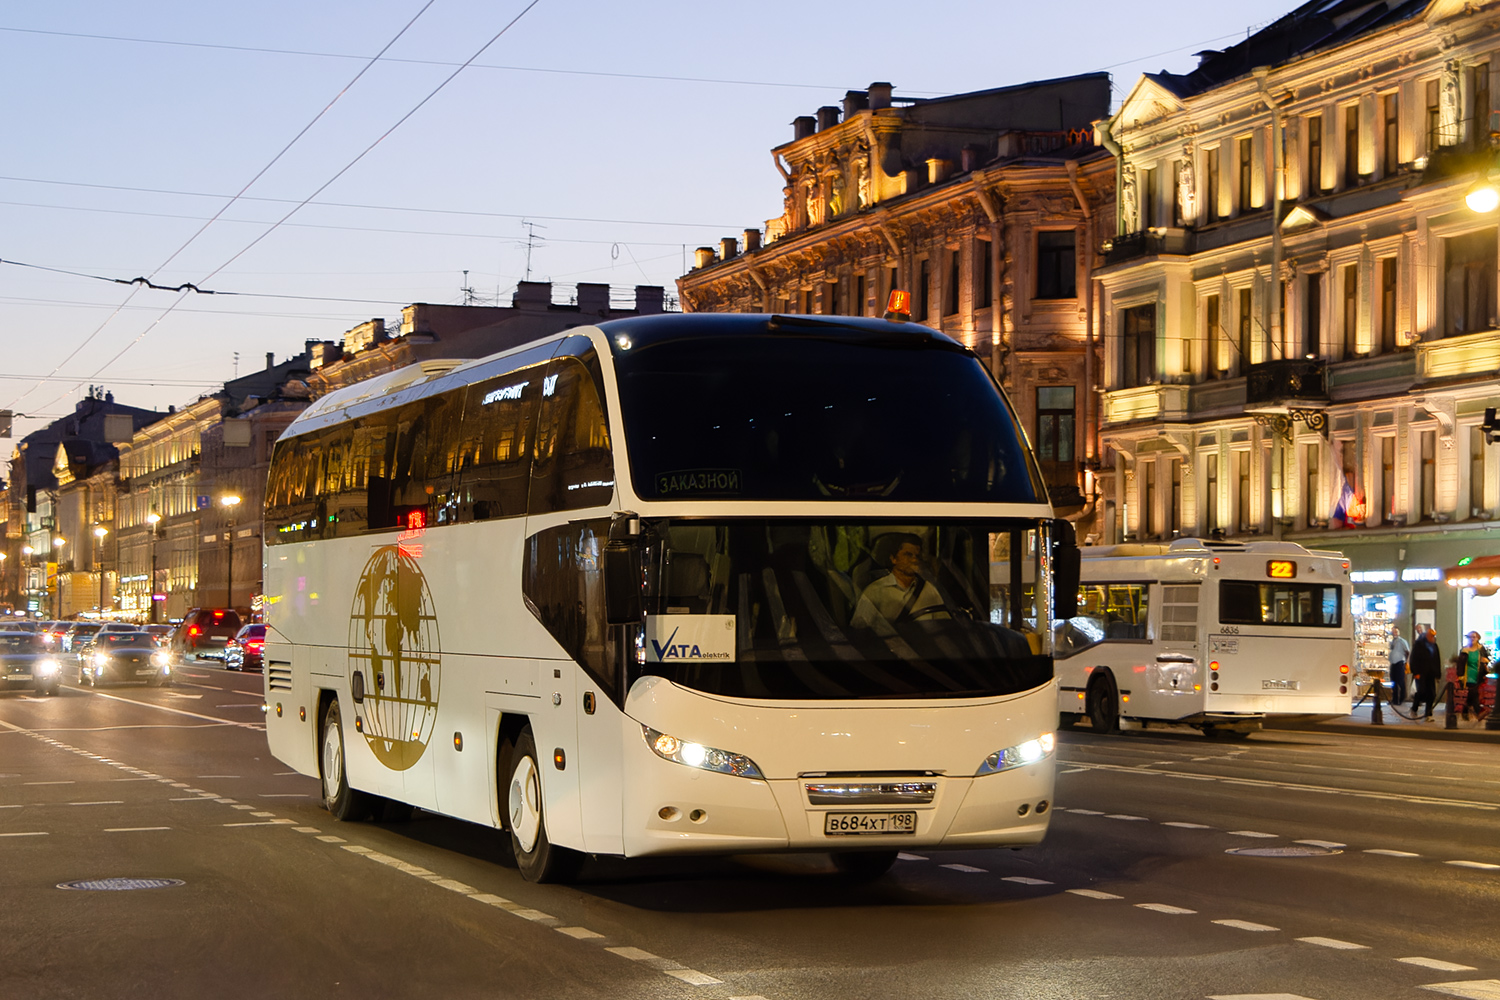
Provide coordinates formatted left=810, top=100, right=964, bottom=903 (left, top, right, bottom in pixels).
left=94, top=525, right=109, bottom=616
left=221, top=495, right=242, bottom=610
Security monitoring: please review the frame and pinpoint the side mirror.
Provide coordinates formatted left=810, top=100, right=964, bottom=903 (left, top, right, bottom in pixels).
left=1051, top=518, right=1081, bottom=620
left=602, top=539, right=643, bottom=626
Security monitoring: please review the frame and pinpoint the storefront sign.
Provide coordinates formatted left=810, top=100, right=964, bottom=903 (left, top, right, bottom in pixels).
left=1401, top=567, right=1442, bottom=582
left=1350, top=570, right=1397, bottom=584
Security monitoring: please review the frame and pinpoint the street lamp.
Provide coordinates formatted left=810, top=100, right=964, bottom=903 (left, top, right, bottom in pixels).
left=21, top=546, right=33, bottom=616
left=221, top=495, right=242, bottom=611
left=52, top=536, right=66, bottom=620
left=146, top=510, right=162, bottom=624
left=94, top=525, right=109, bottom=619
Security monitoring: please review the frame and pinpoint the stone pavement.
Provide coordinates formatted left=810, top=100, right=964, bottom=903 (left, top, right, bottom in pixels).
left=1264, top=687, right=1500, bottom=744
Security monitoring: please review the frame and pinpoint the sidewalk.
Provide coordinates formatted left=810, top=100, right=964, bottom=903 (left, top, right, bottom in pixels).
left=1264, top=696, right=1500, bottom=743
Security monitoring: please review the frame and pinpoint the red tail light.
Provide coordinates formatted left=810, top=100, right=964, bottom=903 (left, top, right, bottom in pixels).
left=189, top=626, right=201, bottom=636
left=248, top=640, right=264, bottom=651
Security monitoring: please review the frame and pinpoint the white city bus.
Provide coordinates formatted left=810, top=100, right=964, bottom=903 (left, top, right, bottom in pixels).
left=1055, top=539, right=1354, bottom=738
left=262, top=313, right=1074, bottom=882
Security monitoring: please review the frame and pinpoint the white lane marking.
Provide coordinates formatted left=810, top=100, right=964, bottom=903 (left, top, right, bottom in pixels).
left=315, top=835, right=346, bottom=843
left=273, top=771, right=300, bottom=776
left=169, top=783, right=189, bottom=788
left=1228, top=830, right=1278, bottom=839
left=665, top=970, right=724, bottom=986
left=110, top=777, right=157, bottom=782
left=1106, top=814, right=1149, bottom=821
left=23, top=781, right=73, bottom=785
left=1163, top=822, right=1212, bottom=829
left=1067, top=809, right=1104, bottom=815
left=68, top=800, right=125, bottom=806
left=249, top=812, right=277, bottom=818
left=608, top=947, right=661, bottom=962
left=293, top=827, right=320, bottom=834
left=164, top=693, right=204, bottom=699
left=1297, top=936, right=1368, bottom=950
left=77, top=689, right=264, bottom=729
left=1060, top=768, right=1088, bottom=774
left=728, top=997, right=772, bottom=1000
left=1135, top=903, right=1197, bottom=915
left=941, top=864, right=986, bottom=873
left=259, top=793, right=309, bottom=798
left=215, top=798, right=237, bottom=804
left=224, top=820, right=296, bottom=827
left=0, top=805, right=20, bottom=810
left=556, top=927, right=604, bottom=940
left=1166, top=774, right=1217, bottom=781
left=1365, top=849, right=1421, bottom=857
left=1400, top=958, right=1479, bottom=972
left=1294, top=840, right=1346, bottom=849
left=105, top=826, right=171, bottom=832
left=169, top=796, right=218, bottom=802
left=1445, top=860, right=1500, bottom=870
left=197, top=775, right=238, bottom=779
left=1002, top=876, right=1053, bottom=886
left=897, top=852, right=927, bottom=861
left=1213, top=919, right=1280, bottom=932
left=1067, top=889, right=1123, bottom=900
left=1417, top=980, right=1500, bottom=998
left=230, top=804, right=255, bottom=811
left=433, top=878, right=477, bottom=894
left=1208, top=994, right=1319, bottom=999
left=0, top=831, right=47, bottom=837
left=215, top=703, right=264, bottom=709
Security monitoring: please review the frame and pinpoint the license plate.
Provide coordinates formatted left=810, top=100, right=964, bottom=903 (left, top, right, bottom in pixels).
left=1262, top=679, right=1300, bottom=691
left=824, top=811, right=917, bottom=836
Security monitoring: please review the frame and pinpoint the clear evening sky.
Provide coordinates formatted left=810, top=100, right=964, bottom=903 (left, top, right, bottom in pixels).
left=1, top=0, right=1295, bottom=442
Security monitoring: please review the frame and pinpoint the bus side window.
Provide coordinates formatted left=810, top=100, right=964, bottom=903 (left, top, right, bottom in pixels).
left=456, top=366, right=543, bottom=522
left=523, top=520, right=615, bottom=698
left=530, top=357, right=615, bottom=513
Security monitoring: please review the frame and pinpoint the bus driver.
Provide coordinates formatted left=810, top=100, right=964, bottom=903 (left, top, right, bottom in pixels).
left=850, top=534, right=948, bottom=627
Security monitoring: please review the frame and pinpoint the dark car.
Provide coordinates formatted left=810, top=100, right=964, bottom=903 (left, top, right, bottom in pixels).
left=0, top=632, right=63, bottom=696
left=171, top=608, right=242, bottom=659
left=62, top=622, right=102, bottom=655
left=81, top=631, right=172, bottom=687
left=142, top=624, right=175, bottom=646
left=223, top=624, right=266, bottom=672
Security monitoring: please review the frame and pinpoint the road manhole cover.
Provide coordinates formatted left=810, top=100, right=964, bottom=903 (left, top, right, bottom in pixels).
left=57, top=878, right=185, bottom=891
left=1226, top=845, right=1341, bottom=858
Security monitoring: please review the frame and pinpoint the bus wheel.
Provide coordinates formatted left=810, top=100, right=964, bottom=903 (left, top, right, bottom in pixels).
left=1203, top=725, right=1251, bottom=742
left=506, top=727, right=581, bottom=884
left=1086, top=674, right=1120, bottom=734
left=321, top=700, right=374, bottom=822
left=831, top=850, right=898, bottom=880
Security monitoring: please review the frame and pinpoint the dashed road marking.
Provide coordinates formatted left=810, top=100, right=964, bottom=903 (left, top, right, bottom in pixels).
left=224, top=819, right=296, bottom=827
left=1067, top=889, right=1122, bottom=900
left=1208, top=994, right=1319, bottom=999
left=1399, top=958, right=1478, bottom=972
left=607, top=946, right=659, bottom=962
left=665, top=969, right=724, bottom=986
left=1297, top=936, right=1368, bottom=950
left=230, top=804, right=255, bottom=811
left=897, top=852, right=927, bottom=861
left=1060, top=768, right=1087, bottom=774
left=105, top=826, right=170, bottom=832
left=259, top=793, right=308, bottom=798
left=1067, top=809, right=1104, bottom=815
left=1417, top=980, right=1500, bottom=998
left=557, top=927, right=603, bottom=940
left=1213, top=919, right=1280, bottom=932
left=1365, top=849, right=1421, bottom=857
left=1135, top=903, right=1196, bottom=914
left=1002, top=876, right=1053, bottom=885
left=0, top=831, right=47, bottom=837
left=292, top=827, right=320, bottom=833
left=940, top=864, right=986, bottom=873
left=249, top=811, right=276, bottom=818
left=1106, top=814, right=1149, bottom=821
left=24, top=781, right=73, bottom=785
left=1228, top=830, right=1278, bottom=839
left=1294, top=840, right=1346, bottom=849
left=1445, top=860, right=1500, bottom=870
left=68, top=800, right=124, bottom=806
left=1163, top=821, right=1212, bottom=829
left=316, top=835, right=346, bottom=843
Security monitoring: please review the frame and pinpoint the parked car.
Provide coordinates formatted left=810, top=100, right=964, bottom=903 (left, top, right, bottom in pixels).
left=81, top=631, right=171, bottom=687
left=223, top=624, right=266, bottom=672
left=171, top=608, right=242, bottom=659
left=0, top=632, right=63, bottom=696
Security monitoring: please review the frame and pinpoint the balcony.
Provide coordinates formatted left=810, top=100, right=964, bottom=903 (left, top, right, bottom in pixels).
left=1415, top=328, right=1500, bottom=385
left=1102, top=228, right=1193, bottom=266
left=1244, top=358, right=1328, bottom=410
left=1101, top=383, right=1189, bottom=427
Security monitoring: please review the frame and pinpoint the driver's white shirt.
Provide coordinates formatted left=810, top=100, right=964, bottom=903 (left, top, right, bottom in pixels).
left=850, top=572, right=945, bottom=627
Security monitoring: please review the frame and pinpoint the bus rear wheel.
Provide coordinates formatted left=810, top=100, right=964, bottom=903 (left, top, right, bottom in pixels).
left=505, top=727, right=581, bottom=884
left=1086, top=674, right=1120, bottom=734
left=321, top=700, right=374, bottom=822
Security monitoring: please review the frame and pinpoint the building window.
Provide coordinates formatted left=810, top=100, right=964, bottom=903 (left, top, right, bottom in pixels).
left=1420, top=429, right=1436, bottom=521
left=1122, top=304, right=1156, bottom=387
left=1035, top=386, right=1075, bottom=490
left=799, top=288, right=812, bottom=314
left=1381, top=436, right=1396, bottom=521
left=1305, top=443, right=1320, bottom=522
left=1142, top=460, right=1157, bottom=539
left=1206, top=294, right=1224, bottom=378
left=1238, top=138, right=1253, bottom=212
left=1036, top=231, right=1077, bottom=300
left=1205, top=453, right=1220, bottom=534
left=1344, top=103, right=1361, bottom=186
left=1474, top=63, right=1491, bottom=144
left=1443, top=229, right=1497, bottom=336
left=1236, top=451, right=1252, bottom=532
left=1342, top=263, right=1359, bottom=357
left=1169, top=458, right=1182, bottom=535
left=1473, top=426, right=1488, bottom=516
left=977, top=239, right=993, bottom=309
left=825, top=279, right=840, bottom=315
left=1427, top=79, right=1441, bottom=151
left=1380, top=256, right=1398, bottom=352
left=1206, top=147, right=1220, bottom=222
left=854, top=274, right=866, bottom=317
left=887, top=265, right=900, bottom=312
left=1142, top=167, right=1158, bottom=230
left=945, top=249, right=960, bottom=316
left=1382, top=93, right=1399, bottom=175
left=1307, top=114, right=1324, bottom=194
left=1304, top=272, right=1322, bottom=357
left=1238, top=287, right=1254, bottom=368
left=916, top=258, right=930, bottom=319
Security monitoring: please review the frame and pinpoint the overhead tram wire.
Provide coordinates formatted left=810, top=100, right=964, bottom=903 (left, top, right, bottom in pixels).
left=41, top=0, right=548, bottom=415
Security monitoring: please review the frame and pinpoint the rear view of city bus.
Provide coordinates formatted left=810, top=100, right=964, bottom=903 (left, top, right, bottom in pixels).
left=263, top=312, right=1072, bottom=883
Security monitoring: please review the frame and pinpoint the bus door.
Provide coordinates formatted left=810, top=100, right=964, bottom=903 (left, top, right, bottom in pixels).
left=1149, top=583, right=1203, bottom=712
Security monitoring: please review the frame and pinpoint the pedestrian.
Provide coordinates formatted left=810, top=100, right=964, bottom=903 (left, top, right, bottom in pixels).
left=1388, top=625, right=1410, bottom=706
left=1409, top=625, right=1441, bottom=722
left=1457, top=631, right=1491, bottom=722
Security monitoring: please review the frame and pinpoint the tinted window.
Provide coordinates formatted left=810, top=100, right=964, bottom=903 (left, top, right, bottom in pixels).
left=1055, top=582, right=1151, bottom=657
left=454, top=364, right=544, bottom=522
left=0, top=634, right=43, bottom=652
left=613, top=332, right=1042, bottom=504
left=523, top=520, right=613, bottom=697
left=529, top=357, right=614, bottom=513
left=1219, top=581, right=1342, bottom=627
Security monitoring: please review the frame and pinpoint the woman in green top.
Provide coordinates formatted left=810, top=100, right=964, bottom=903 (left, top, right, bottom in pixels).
left=1458, top=632, right=1490, bottom=721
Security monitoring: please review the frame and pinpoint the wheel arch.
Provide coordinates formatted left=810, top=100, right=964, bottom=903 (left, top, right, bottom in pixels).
left=494, top=711, right=532, bottom=830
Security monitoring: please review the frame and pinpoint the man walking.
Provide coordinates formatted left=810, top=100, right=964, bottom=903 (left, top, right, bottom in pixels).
left=1388, top=625, right=1410, bottom=706
left=1409, top=625, right=1441, bottom=722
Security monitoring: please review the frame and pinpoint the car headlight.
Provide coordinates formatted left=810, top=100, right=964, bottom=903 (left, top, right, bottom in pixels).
left=34, top=659, right=60, bottom=677
left=976, top=733, right=1056, bottom=776
left=642, top=725, right=764, bottom=779
left=151, top=652, right=168, bottom=667
left=94, top=653, right=108, bottom=666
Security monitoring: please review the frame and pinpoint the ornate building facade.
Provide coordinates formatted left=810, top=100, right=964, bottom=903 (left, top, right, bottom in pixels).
left=1096, top=0, right=1500, bottom=640
left=678, top=75, right=1116, bottom=523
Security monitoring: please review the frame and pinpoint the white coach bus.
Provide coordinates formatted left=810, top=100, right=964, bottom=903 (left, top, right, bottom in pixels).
left=1054, top=539, right=1353, bottom=739
left=262, top=313, right=1077, bottom=882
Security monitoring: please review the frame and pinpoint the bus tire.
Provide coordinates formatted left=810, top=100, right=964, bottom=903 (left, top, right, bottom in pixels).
left=1203, top=725, right=1251, bottom=742
left=830, top=850, right=898, bottom=880
left=1086, top=673, right=1120, bottom=734
left=321, top=700, right=374, bottom=822
left=506, top=727, right=581, bottom=884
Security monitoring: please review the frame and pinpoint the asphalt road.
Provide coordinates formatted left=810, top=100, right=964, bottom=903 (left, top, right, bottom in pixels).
left=2, top=663, right=1497, bottom=1000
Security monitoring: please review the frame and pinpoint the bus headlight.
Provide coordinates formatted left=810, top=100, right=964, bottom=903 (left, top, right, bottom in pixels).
left=976, top=732, right=1055, bottom=775
left=642, top=726, right=764, bottom=779
left=34, top=659, right=60, bottom=677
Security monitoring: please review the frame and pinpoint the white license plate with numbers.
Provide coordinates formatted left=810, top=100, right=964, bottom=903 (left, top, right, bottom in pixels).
left=824, top=811, right=917, bottom=835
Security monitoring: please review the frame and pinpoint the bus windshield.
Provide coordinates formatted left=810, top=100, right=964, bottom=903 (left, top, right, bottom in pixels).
left=635, top=518, right=1052, bottom=700
left=611, top=326, right=1043, bottom=504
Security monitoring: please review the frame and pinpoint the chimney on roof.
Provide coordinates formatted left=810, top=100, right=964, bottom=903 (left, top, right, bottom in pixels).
left=635, top=285, right=664, bottom=315
left=720, top=237, right=738, bottom=261
left=843, top=90, right=869, bottom=118
left=694, top=247, right=716, bottom=269
left=513, top=281, right=552, bottom=309
left=743, top=228, right=762, bottom=253
left=961, top=145, right=984, bottom=173
left=816, top=106, right=841, bottom=131
left=868, top=82, right=893, bottom=111
left=793, top=115, right=816, bottom=141
left=266, top=352, right=275, bottom=370
left=927, top=158, right=953, bottom=185
left=576, top=282, right=609, bottom=316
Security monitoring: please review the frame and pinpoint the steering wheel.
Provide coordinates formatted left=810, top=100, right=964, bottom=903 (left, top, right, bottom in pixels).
left=906, top=604, right=951, bottom=621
